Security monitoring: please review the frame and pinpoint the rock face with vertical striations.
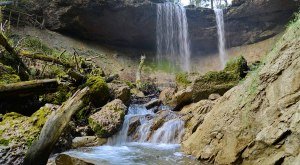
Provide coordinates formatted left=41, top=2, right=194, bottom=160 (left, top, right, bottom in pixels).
left=20, top=0, right=299, bottom=54
left=182, top=15, right=300, bottom=164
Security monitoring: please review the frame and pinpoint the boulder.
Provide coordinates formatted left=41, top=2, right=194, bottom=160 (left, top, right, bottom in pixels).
left=108, top=82, right=131, bottom=105
left=182, top=17, right=300, bottom=164
left=159, top=87, right=176, bottom=105
left=84, top=76, right=110, bottom=107
left=88, top=99, right=127, bottom=138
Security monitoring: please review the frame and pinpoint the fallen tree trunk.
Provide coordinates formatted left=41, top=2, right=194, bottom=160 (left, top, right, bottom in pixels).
left=0, top=79, right=59, bottom=98
left=0, top=33, right=29, bottom=80
left=23, top=87, right=90, bottom=165
left=20, top=51, right=75, bottom=68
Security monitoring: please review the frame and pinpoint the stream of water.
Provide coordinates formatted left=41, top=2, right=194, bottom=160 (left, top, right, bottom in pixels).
left=156, top=2, right=191, bottom=72
left=64, top=105, right=200, bottom=165
left=214, top=8, right=227, bottom=68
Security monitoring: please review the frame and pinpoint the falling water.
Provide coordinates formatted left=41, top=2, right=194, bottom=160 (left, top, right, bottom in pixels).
left=108, top=104, right=185, bottom=145
left=156, top=2, right=191, bottom=72
left=214, top=8, right=227, bottom=68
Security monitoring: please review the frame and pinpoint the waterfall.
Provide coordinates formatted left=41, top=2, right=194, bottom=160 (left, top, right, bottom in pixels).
left=156, top=2, right=191, bottom=72
left=214, top=8, right=227, bottom=68
left=108, top=104, right=185, bottom=145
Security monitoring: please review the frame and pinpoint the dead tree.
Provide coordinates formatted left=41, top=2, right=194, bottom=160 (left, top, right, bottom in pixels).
left=23, top=87, right=90, bottom=165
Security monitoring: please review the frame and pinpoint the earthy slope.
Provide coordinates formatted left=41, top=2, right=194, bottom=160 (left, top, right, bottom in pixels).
left=182, top=14, right=300, bottom=164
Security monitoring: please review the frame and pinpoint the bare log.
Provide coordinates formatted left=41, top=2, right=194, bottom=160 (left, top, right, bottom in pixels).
left=0, top=79, right=59, bottom=98
left=136, top=55, right=146, bottom=89
left=0, top=32, right=29, bottom=80
left=23, top=87, right=90, bottom=165
left=20, top=51, right=75, bottom=68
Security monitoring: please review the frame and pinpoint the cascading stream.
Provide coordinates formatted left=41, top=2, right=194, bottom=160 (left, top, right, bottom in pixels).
left=214, top=8, right=228, bottom=68
left=108, top=104, right=185, bottom=145
left=156, top=2, right=191, bottom=72
left=63, top=104, right=199, bottom=165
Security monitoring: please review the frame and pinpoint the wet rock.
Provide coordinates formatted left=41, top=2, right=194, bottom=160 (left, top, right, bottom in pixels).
left=151, top=110, right=177, bottom=132
left=127, top=116, right=141, bottom=136
left=88, top=99, right=127, bottom=138
left=108, top=82, right=131, bottom=106
left=72, top=136, right=107, bottom=148
left=144, top=99, right=161, bottom=109
left=55, top=154, right=95, bottom=165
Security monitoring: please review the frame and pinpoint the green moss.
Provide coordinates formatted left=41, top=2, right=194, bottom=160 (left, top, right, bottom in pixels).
left=224, top=56, right=248, bottom=78
left=0, top=138, right=9, bottom=146
left=0, top=63, right=21, bottom=85
left=21, top=37, right=53, bottom=55
left=42, top=85, right=72, bottom=105
left=0, top=106, right=51, bottom=147
left=84, top=76, right=110, bottom=107
left=176, top=72, right=192, bottom=86
left=125, top=81, right=135, bottom=89
left=88, top=118, right=109, bottom=137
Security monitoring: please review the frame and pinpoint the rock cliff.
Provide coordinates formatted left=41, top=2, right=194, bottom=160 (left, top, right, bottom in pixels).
left=21, top=0, right=299, bottom=54
left=182, top=13, right=300, bottom=164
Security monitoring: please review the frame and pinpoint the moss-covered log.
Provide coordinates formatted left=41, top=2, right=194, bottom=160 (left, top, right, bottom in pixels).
left=23, top=87, right=89, bottom=165
left=20, top=51, right=75, bottom=68
left=0, top=79, right=59, bottom=98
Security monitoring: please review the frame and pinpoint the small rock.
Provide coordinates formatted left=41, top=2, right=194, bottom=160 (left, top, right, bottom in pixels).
left=72, top=136, right=107, bottom=148
left=208, top=93, right=221, bottom=101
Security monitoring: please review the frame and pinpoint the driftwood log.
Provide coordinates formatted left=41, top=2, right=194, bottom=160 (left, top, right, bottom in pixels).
left=0, top=79, right=59, bottom=99
left=0, top=33, right=29, bottom=80
left=23, top=87, right=90, bottom=165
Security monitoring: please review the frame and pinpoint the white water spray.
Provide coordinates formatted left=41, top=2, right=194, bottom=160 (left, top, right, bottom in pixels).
left=214, top=8, right=227, bottom=68
left=156, top=2, right=191, bottom=71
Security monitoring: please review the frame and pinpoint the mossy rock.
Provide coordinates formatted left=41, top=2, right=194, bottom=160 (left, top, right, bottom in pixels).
left=42, top=85, right=73, bottom=105
left=88, top=99, right=126, bottom=138
left=191, top=57, right=248, bottom=101
left=84, top=76, right=110, bottom=107
left=0, top=106, right=52, bottom=147
left=172, top=57, right=249, bottom=108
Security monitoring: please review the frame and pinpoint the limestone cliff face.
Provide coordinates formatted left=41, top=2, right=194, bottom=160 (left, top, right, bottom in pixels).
left=23, top=0, right=299, bottom=54
left=182, top=15, right=300, bottom=164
